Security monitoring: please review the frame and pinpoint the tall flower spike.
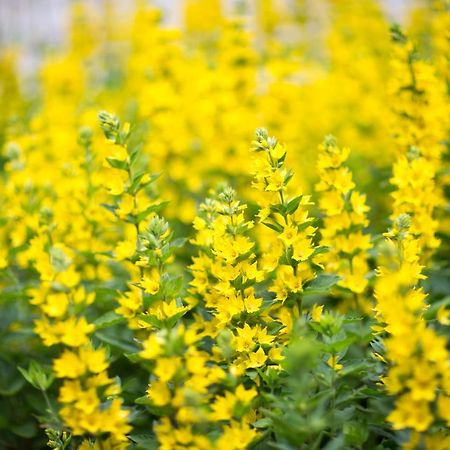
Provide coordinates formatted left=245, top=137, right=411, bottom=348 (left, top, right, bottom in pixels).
left=251, top=128, right=322, bottom=340
left=389, top=26, right=447, bottom=256
left=25, top=133, right=131, bottom=448
left=376, top=29, right=450, bottom=441
left=136, top=214, right=189, bottom=330
left=142, top=186, right=263, bottom=449
left=98, top=111, right=168, bottom=329
left=189, top=186, right=267, bottom=358
left=374, top=214, right=450, bottom=437
left=315, top=135, right=371, bottom=300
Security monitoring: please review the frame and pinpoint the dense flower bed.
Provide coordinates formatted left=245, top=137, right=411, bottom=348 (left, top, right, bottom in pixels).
left=0, top=1, right=449, bottom=449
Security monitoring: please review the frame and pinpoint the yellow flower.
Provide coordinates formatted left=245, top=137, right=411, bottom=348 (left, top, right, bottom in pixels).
left=0, top=249, right=8, bottom=269
left=268, top=346, right=284, bottom=362
left=278, top=225, right=297, bottom=246
left=265, top=170, right=285, bottom=192
left=235, top=385, right=257, bottom=404
left=104, top=169, right=127, bottom=196
left=148, top=300, right=188, bottom=320
left=234, top=324, right=256, bottom=352
left=41, top=292, right=69, bottom=318
left=243, top=292, right=262, bottom=313
left=115, top=240, right=135, bottom=260
left=388, top=394, right=433, bottom=432
left=327, top=354, right=343, bottom=371
left=147, top=381, right=171, bottom=406
left=74, top=388, right=100, bottom=414
left=140, top=333, right=163, bottom=360
left=116, top=194, right=135, bottom=219
left=311, top=304, right=324, bottom=321
left=216, top=421, right=258, bottom=450
left=316, top=137, right=371, bottom=297
left=79, top=346, right=109, bottom=374
left=247, top=346, right=267, bottom=368
left=116, top=288, right=142, bottom=319
left=58, top=267, right=80, bottom=288
left=436, top=305, right=450, bottom=326
left=211, top=391, right=236, bottom=421
left=106, top=145, right=128, bottom=163
left=141, top=273, right=160, bottom=295
left=438, top=395, right=450, bottom=426
left=61, top=316, right=94, bottom=347
left=59, top=379, right=83, bottom=403
left=154, top=357, right=182, bottom=381
left=53, top=349, right=86, bottom=378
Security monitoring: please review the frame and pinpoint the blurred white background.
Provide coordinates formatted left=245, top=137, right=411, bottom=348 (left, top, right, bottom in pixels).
left=0, top=0, right=412, bottom=46
left=0, top=0, right=412, bottom=74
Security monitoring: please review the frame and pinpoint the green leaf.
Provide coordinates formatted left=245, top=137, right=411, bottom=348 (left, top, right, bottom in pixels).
left=325, top=335, right=356, bottom=353
left=137, top=313, right=163, bottom=329
left=101, top=203, right=118, bottom=214
left=297, top=219, right=316, bottom=232
left=129, top=434, right=158, bottom=450
left=129, top=144, right=143, bottom=167
left=95, top=332, right=139, bottom=353
left=135, top=395, right=152, bottom=405
left=344, top=421, right=369, bottom=446
left=135, top=397, right=172, bottom=416
left=424, top=295, right=450, bottom=320
left=129, top=171, right=147, bottom=193
left=284, top=169, right=294, bottom=186
left=323, top=434, right=345, bottom=450
left=0, top=374, right=25, bottom=396
left=339, top=362, right=373, bottom=377
left=0, top=358, right=27, bottom=396
left=171, top=238, right=188, bottom=249
left=166, top=309, right=189, bottom=328
left=134, top=201, right=170, bottom=224
left=262, top=221, right=284, bottom=233
left=94, top=311, right=126, bottom=330
left=253, top=418, right=272, bottom=429
left=163, top=275, right=184, bottom=297
left=105, top=157, right=128, bottom=170
left=12, top=421, right=37, bottom=438
left=312, top=246, right=330, bottom=256
left=270, top=204, right=286, bottom=214
left=304, top=274, right=341, bottom=296
left=138, top=305, right=189, bottom=330
left=18, top=361, right=54, bottom=391
left=124, top=352, right=143, bottom=363
left=129, top=172, right=160, bottom=194
left=286, top=196, right=302, bottom=215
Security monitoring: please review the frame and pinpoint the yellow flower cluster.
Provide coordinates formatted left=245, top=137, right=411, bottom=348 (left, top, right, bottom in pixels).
left=0, top=2, right=449, bottom=450
left=316, top=135, right=371, bottom=296
left=18, top=125, right=131, bottom=447
left=373, top=25, right=450, bottom=448
left=389, top=27, right=449, bottom=254
left=251, top=128, right=318, bottom=320
left=375, top=215, right=450, bottom=437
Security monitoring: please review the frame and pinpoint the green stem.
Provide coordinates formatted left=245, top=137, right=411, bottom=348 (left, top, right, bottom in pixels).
left=41, top=389, right=59, bottom=425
